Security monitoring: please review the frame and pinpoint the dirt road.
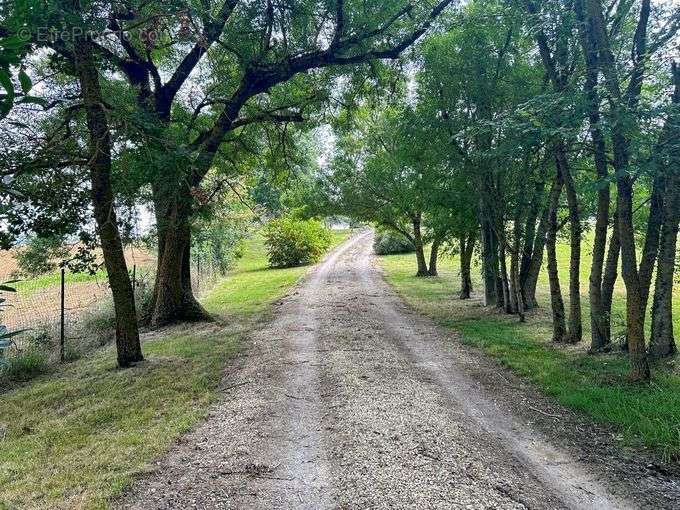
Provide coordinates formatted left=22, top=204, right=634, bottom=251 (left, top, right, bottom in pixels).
left=117, top=231, right=679, bottom=509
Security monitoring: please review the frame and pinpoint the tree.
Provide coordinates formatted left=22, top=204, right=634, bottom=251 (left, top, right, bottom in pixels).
left=59, top=0, right=456, bottom=326
left=573, top=0, right=613, bottom=351
left=524, top=0, right=584, bottom=343
left=583, top=0, right=651, bottom=380
left=71, top=28, right=143, bottom=367
left=420, top=0, right=546, bottom=316
left=324, top=105, right=450, bottom=277
left=3, top=0, right=456, bottom=329
left=649, top=61, right=680, bottom=358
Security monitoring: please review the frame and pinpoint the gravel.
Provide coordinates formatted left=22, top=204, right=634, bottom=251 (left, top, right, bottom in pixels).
left=115, top=230, right=680, bottom=510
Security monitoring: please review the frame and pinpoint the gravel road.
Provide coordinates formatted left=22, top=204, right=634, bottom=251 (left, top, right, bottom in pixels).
left=116, top=230, right=680, bottom=510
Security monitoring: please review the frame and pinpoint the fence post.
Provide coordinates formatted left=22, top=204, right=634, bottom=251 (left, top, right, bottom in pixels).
left=132, top=264, right=136, bottom=290
left=60, top=267, right=65, bottom=362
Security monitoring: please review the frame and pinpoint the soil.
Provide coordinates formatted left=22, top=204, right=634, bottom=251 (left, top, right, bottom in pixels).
left=115, top=230, right=680, bottom=509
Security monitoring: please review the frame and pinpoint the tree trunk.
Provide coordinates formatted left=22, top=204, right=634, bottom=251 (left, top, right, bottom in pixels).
left=600, top=218, right=620, bottom=347
left=522, top=198, right=550, bottom=309
left=617, top=173, right=650, bottom=381
left=459, top=233, right=475, bottom=299
left=428, top=237, right=441, bottom=277
left=650, top=62, right=680, bottom=358
left=637, top=71, right=680, bottom=330
left=413, top=214, right=429, bottom=277
left=510, top=217, right=525, bottom=321
left=588, top=181, right=611, bottom=351
left=649, top=173, right=679, bottom=358
left=495, top=275, right=505, bottom=309
left=73, top=36, right=143, bottom=368
left=547, top=176, right=567, bottom=343
left=519, top=180, right=545, bottom=288
left=511, top=251, right=526, bottom=323
left=638, top=173, right=666, bottom=313
left=150, top=185, right=212, bottom=328
left=528, top=0, right=582, bottom=339
left=480, top=215, right=500, bottom=305
left=585, top=0, right=651, bottom=381
left=499, top=242, right=512, bottom=314
left=574, top=3, right=611, bottom=352
left=555, top=144, right=582, bottom=344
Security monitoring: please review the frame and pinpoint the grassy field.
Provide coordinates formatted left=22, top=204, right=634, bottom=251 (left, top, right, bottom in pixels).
left=12, top=270, right=108, bottom=295
left=203, top=230, right=350, bottom=318
left=2, top=247, right=155, bottom=295
left=0, top=230, right=350, bottom=510
left=379, top=241, right=680, bottom=462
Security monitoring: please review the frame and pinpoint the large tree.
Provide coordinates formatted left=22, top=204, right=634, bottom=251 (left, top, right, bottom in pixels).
left=3, top=0, right=456, bottom=328
left=71, top=30, right=143, bottom=367
left=79, top=0, right=455, bottom=326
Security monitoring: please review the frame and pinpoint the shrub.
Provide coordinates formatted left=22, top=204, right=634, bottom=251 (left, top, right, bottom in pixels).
left=264, top=217, right=332, bottom=268
left=373, top=229, right=415, bottom=255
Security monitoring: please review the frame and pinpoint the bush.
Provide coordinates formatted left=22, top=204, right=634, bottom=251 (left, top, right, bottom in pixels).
left=373, top=229, right=415, bottom=255
left=264, top=217, right=332, bottom=268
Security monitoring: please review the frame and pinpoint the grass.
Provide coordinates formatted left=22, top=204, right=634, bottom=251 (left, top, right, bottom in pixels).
left=0, top=229, right=350, bottom=510
left=379, top=241, right=680, bottom=462
left=0, top=332, right=240, bottom=510
left=0, top=349, right=49, bottom=383
left=203, top=229, right=351, bottom=318
left=13, top=270, right=108, bottom=296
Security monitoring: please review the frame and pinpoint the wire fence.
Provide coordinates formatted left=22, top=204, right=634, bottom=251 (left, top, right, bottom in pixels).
left=190, top=251, right=225, bottom=299
left=0, top=248, right=225, bottom=364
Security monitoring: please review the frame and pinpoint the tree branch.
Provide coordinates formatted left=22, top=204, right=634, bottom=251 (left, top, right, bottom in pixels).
left=157, top=0, right=240, bottom=117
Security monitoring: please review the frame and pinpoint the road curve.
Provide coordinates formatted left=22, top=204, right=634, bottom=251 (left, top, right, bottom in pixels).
left=117, top=230, right=677, bottom=510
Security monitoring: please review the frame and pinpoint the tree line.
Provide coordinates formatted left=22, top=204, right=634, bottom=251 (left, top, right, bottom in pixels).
left=0, top=0, right=677, bottom=382
left=0, top=0, right=456, bottom=367
left=311, top=0, right=679, bottom=382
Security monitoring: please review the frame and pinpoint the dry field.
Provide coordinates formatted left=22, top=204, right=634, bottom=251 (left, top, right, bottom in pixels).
left=0, top=245, right=155, bottom=343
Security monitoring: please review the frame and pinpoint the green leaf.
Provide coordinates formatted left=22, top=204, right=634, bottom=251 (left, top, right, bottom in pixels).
left=0, top=69, right=14, bottom=98
left=18, top=69, right=31, bottom=94
left=0, top=36, right=28, bottom=51
left=0, top=70, right=14, bottom=117
left=20, top=95, right=47, bottom=107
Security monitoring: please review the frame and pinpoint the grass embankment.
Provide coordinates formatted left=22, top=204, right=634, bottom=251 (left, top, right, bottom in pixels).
left=0, top=230, right=350, bottom=510
left=379, top=241, right=680, bottom=462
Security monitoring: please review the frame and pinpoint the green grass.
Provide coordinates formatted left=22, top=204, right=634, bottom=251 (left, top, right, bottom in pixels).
left=379, top=242, right=680, bottom=462
left=13, top=270, right=108, bottom=295
left=203, top=229, right=351, bottom=318
left=0, top=229, right=350, bottom=510
left=0, top=332, right=240, bottom=510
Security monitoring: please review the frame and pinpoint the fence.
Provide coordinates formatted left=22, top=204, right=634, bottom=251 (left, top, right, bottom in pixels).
left=190, top=251, right=225, bottom=299
left=0, top=249, right=225, bottom=364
